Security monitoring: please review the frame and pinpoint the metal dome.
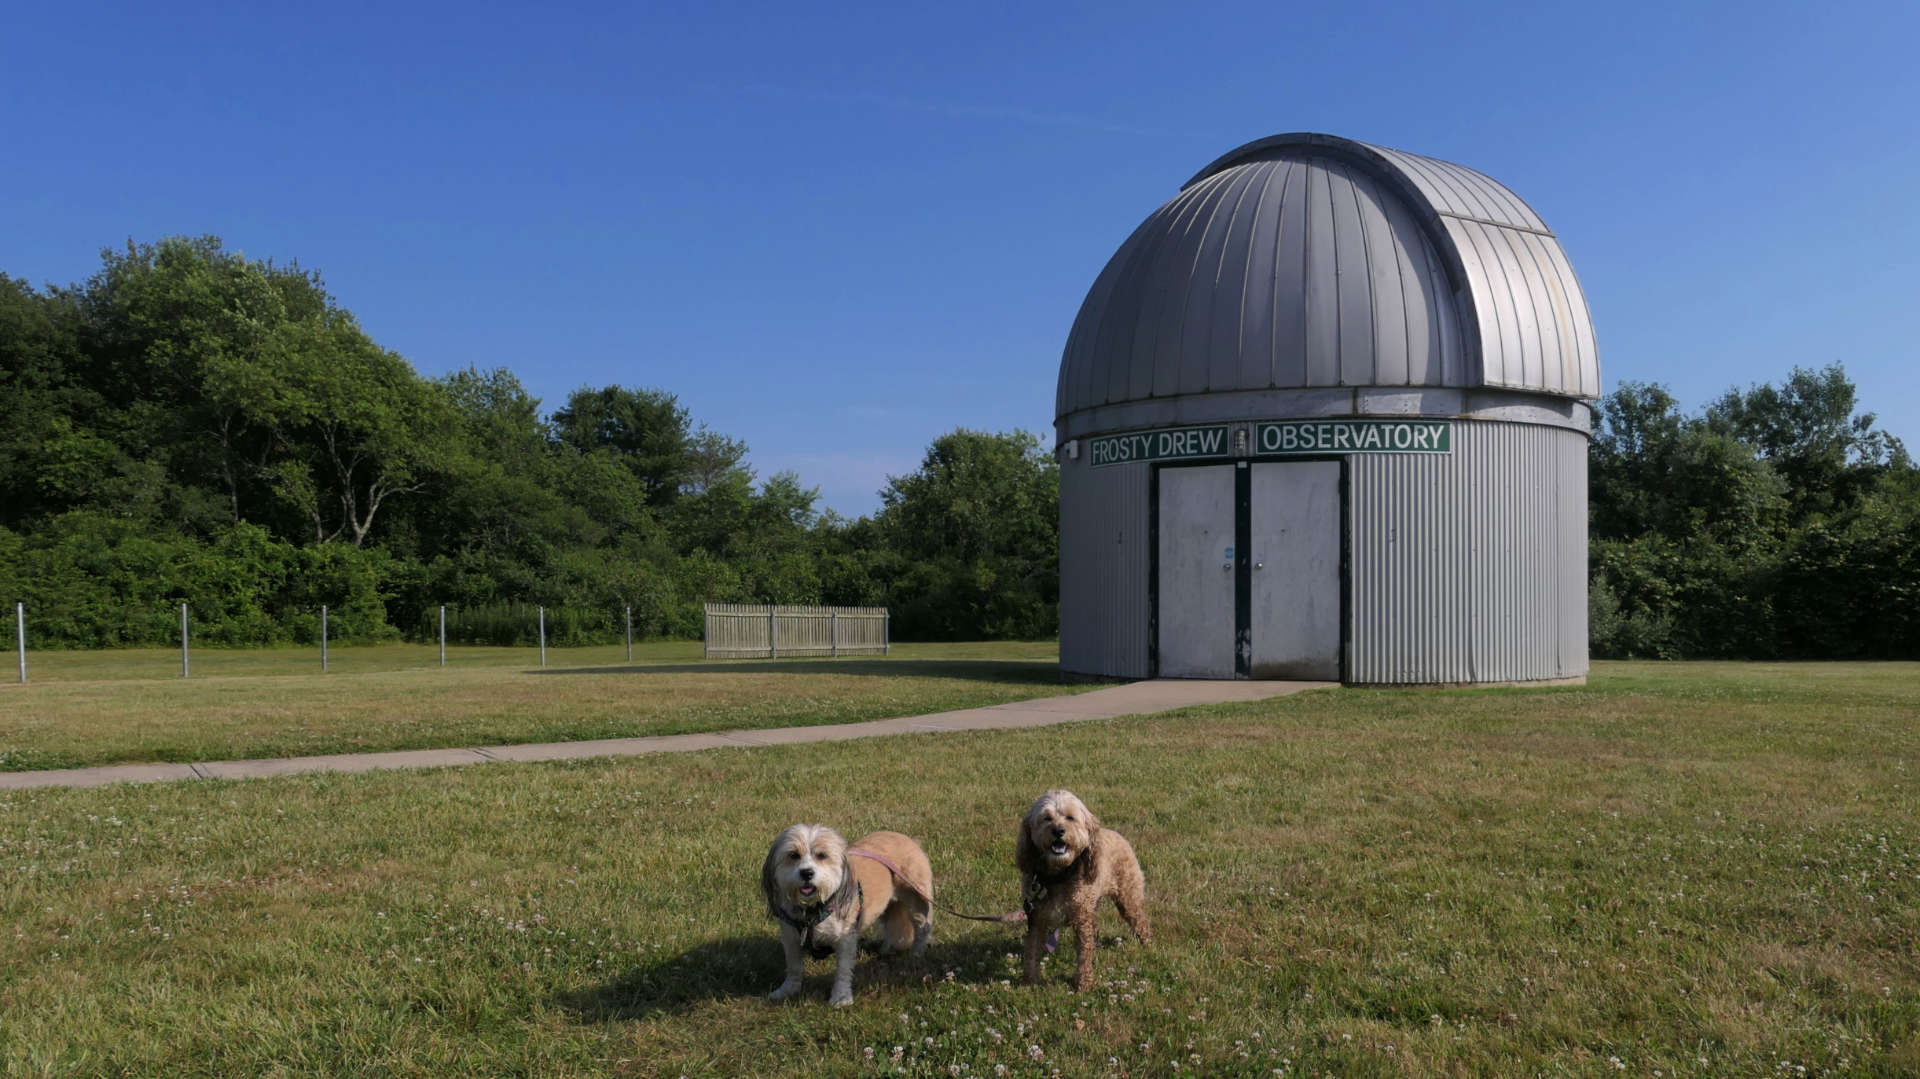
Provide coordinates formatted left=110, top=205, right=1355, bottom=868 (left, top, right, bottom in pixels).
left=1056, top=133, right=1599, bottom=423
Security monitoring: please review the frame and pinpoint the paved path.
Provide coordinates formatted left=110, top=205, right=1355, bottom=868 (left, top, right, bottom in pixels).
left=0, top=679, right=1334, bottom=791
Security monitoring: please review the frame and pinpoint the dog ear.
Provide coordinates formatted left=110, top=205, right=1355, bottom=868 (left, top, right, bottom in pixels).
left=760, top=835, right=784, bottom=918
left=1076, top=830, right=1100, bottom=881
left=1076, top=804, right=1102, bottom=879
left=1014, top=810, right=1042, bottom=877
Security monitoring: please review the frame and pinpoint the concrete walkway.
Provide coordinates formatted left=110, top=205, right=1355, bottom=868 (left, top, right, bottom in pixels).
left=0, top=679, right=1334, bottom=791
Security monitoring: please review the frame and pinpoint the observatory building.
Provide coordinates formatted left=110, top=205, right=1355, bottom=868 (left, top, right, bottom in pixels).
left=1056, top=132, right=1599, bottom=684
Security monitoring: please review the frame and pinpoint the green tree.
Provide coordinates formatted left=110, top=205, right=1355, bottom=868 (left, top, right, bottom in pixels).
left=0, top=273, right=130, bottom=529
left=419, top=367, right=606, bottom=557
left=873, top=428, right=1059, bottom=639
left=71, top=236, right=449, bottom=546
left=80, top=237, right=313, bottom=531
left=1705, top=363, right=1908, bottom=522
left=684, top=426, right=751, bottom=495
left=1588, top=367, right=1918, bottom=659
left=1770, top=484, right=1920, bottom=658
left=551, top=386, right=695, bottom=506
left=1591, top=381, right=1787, bottom=547
left=234, top=316, right=454, bottom=546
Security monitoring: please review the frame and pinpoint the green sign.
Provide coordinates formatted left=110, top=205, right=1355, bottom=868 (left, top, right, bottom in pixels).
left=1088, top=425, right=1231, bottom=467
left=1255, top=420, right=1450, bottom=456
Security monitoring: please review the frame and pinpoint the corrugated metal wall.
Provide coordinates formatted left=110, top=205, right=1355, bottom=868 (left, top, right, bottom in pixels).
left=1058, top=458, right=1151, bottom=679
left=1347, top=421, right=1587, bottom=683
left=1060, top=419, right=1588, bottom=684
left=1558, top=433, right=1590, bottom=671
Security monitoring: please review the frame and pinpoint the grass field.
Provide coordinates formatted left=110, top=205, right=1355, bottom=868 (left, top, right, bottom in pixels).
left=0, top=641, right=1077, bottom=772
left=2, top=660, right=1916, bottom=1076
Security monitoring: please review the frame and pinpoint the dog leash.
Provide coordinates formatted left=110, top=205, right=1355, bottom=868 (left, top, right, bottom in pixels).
left=847, top=847, right=1027, bottom=925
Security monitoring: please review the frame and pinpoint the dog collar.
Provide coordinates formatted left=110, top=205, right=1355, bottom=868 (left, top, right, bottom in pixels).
left=1035, top=856, right=1087, bottom=886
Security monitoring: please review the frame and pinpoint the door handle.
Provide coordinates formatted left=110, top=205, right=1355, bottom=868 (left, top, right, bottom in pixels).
left=1255, top=562, right=1264, bottom=570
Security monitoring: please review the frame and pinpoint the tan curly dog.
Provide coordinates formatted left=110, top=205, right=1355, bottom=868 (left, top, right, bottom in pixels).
left=1015, top=789, right=1150, bottom=990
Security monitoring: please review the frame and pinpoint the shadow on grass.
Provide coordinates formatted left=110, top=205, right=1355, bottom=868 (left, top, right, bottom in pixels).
left=533, top=659, right=1065, bottom=685
left=556, top=932, right=1024, bottom=1021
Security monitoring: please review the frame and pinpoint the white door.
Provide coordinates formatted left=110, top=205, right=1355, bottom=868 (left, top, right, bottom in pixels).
left=1250, top=462, right=1341, bottom=680
left=1156, top=465, right=1236, bottom=678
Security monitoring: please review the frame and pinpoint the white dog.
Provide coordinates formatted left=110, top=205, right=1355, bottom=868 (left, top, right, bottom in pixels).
left=760, top=824, right=934, bottom=1006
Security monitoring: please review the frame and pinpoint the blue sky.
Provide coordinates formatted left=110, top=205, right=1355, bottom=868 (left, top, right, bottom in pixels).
left=5, top=1, right=1916, bottom=516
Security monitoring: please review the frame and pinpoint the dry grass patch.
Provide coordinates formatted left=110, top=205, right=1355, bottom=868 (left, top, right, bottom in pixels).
left=0, top=642, right=1079, bottom=771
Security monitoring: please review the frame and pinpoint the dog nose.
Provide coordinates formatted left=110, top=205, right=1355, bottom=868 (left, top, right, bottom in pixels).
left=798, top=866, right=815, bottom=881
left=1050, top=827, right=1065, bottom=839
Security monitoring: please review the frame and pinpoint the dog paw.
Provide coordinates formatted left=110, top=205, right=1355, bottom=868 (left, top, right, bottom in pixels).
left=828, top=990, right=854, bottom=1007
left=769, top=980, right=801, bottom=1002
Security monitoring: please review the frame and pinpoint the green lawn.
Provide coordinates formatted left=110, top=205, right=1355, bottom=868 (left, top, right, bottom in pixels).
left=2, top=661, right=1916, bottom=1076
left=0, top=641, right=1078, bottom=772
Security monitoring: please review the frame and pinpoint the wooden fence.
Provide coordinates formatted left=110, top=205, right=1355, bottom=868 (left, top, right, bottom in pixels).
left=702, top=604, right=889, bottom=659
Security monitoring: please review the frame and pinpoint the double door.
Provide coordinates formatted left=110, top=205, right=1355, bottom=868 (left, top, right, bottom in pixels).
left=1155, top=461, right=1341, bottom=680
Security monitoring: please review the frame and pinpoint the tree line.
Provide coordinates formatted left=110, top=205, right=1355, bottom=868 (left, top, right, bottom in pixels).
left=4, top=237, right=1915, bottom=657
left=0, top=237, right=1058, bottom=647
left=1589, top=365, right=1916, bottom=658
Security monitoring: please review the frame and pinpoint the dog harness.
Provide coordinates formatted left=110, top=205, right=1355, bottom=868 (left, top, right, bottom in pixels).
left=1021, top=859, right=1090, bottom=952
left=776, top=875, right=862, bottom=958
left=1023, top=855, right=1090, bottom=914
left=1021, top=875, right=1051, bottom=917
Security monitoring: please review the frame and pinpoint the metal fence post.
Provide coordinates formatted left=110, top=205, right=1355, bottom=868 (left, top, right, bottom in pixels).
left=831, top=611, right=839, bottom=658
left=15, top=602, right=24, bottom=684
left=180, top=602, right=190, bottom=678
left=625, top=605, right=633, bottom=663
left=883, top=610, right=890, bottom=656
left=439, top=605, right=447, bottom=667
left=768, top=606, right=777, bottom=660
left=539, top=605, right=547, bottom=667
left=321, top=604, right=329, bottom=671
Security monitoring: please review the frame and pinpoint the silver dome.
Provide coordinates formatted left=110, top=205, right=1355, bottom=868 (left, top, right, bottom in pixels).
left=1057, top=133, right=1599, bottom=423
